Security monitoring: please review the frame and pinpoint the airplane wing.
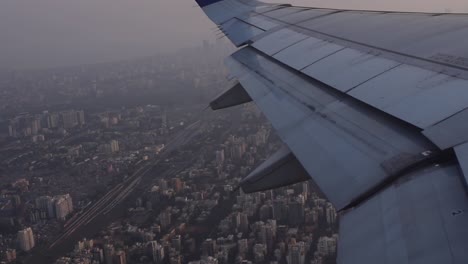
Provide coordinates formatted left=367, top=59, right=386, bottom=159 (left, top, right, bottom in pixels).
left=196, top=0, right=468, bottom=263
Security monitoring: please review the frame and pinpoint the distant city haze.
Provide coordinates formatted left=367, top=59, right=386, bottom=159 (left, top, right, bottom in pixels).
left=0, top=0, right=466, bottom=69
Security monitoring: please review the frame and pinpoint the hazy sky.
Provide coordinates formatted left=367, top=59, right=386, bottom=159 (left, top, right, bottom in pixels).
left=1, top=0, right=467, bottom=69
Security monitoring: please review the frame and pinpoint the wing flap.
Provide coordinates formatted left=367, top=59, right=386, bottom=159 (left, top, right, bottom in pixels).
left=227, top=46, right=436, bottom=210
left=273, top=37, right=345, bottom=70
left=338, top=164, right=468, bottom=264
left=301, top=48, right=400, bottom=93
left=267, top=8, right=339, bottom=24
left=251, top=28, right=309, bottom=55
left=454, top=142, right=468, bottom=187
left=422, top=108, right=468, bottom=150
left=260, top=6, right=307, bottom=18
left=347, top=64, right=468, bottom=128
left=221, top=18, right=265, bottom=46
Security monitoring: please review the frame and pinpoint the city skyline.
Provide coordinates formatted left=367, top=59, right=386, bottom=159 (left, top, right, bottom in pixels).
left=0, top=39, right=339, bottom=264
left=2, top=0, right=467, bottom=263
left=0, top=0, right=466, bottom=69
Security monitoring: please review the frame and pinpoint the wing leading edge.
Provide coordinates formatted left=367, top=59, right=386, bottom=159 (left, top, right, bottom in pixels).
left=196, top=0, right=468, bottom=263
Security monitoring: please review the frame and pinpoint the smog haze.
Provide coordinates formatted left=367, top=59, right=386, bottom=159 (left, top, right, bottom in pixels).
left=0, top=0, right=466, bottom=69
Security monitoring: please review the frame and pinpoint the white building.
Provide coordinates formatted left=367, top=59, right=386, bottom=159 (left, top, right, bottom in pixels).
left=17, top=227, right=35, bottom=251
left=325, top=203, right=337, bottom=225
left=317, top=235, right=338, bottom=256
left=54, top=194, right=74, bottom=220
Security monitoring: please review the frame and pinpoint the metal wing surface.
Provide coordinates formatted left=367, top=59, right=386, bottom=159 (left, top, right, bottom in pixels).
left=195, top=0, right=468, bottom=263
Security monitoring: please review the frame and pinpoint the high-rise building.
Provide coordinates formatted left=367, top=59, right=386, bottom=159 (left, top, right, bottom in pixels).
left=75, top=240, right=85, bottom=251
left=31, top=134, right=45, bottom=143
left=238, top=239, right=248, bottom=256
left=159, top=211, right=171, bottom=229
left=286, top=241, right=306, bottom=264
left=259, top=204, right=273, bottom=221
left=325, top=203, right=337, bottom=225
left=36, top=194, right=73, bottom=220
left=172, top=178, right=183, bottom=193
left=159, top=179, right=168, bottom=191
left=277, top=225, right=288, bottom=241
left=317, top=235, right=338, bottom=256
left=273, top=199, right=288, bottom=222
left=230, top=139, right=247, bottom=160
left=8, top=123, right=17, bottom=137
left=253, top=244, right=267, bottom=263
left=114, top=250, right=127, bottom=264
left=255, top=128, right=269, bottom=146
left=77, top=110, right=86, bottom=125
left=265, top=222, right=276, bottom=251
left=83, top=238, right=93, bottom=249
left=17, top=228, right=35, bottom=251
left=35, top=196, right=55, bottom=218
left=288, top=201, right=304, bottom=226
left=274, top=248, right=283, bottom=261
left=4, top=249, right=16, bottom=262
left=256, top=223, right=267, bottom=245
left=293, top=182, right=309, bottom=196
left=267, top=219, right=277, bottom=233
left=54, top=194, right=73, bottom=220
left=31, top=118, right=41, bottom=135
left=149, top=241, right=165, bottom=263
left=47, top=113, right=60, bottom=128
left=202, top=239, right=217, bottom=257
left=215, top=150, right=225, bottom=165
left=237, top=212, right=249, bottom=234
left=184, top=238, right=196, bottom=254
left=232, top=212, right=240, bottom=229
left=61, top=110, right=78, bottom=129
left=110, top=140, right=120, bottom=153
left=170, top=255, right=182, bottom=264
left=172, top=235, right=182, bottom=252
left=92, top=247, right=104, bottom=263
left=104, top=244, right=115, bottom=264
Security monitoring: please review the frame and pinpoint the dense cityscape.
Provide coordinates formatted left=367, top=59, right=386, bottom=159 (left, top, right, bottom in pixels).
left=0, top=40, right=338, bottom=264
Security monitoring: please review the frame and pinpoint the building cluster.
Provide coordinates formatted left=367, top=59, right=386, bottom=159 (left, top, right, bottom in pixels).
left=1, top=249, right=16, bottom=263
left=33, top=194, right=74, bottom=221
left=55, top=239, right=128, bottom=264
left=8, top=110, right=85, bottom=139
left=0, top=40, right=341, bottom=264
left=212, top=126, right=271, bottom=181
left=0, top=104, right=189, bottom=264
left=98, top=140, right=120, bottom=154
left=17, top=227, right=35, bottom=252
left=0, top=189, right=73, bottom=261
left=51, top=108, right=339, bottom=264
left=223, top=127, right=269, bottom=163
left=199, top=185, right=338, bottom=264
